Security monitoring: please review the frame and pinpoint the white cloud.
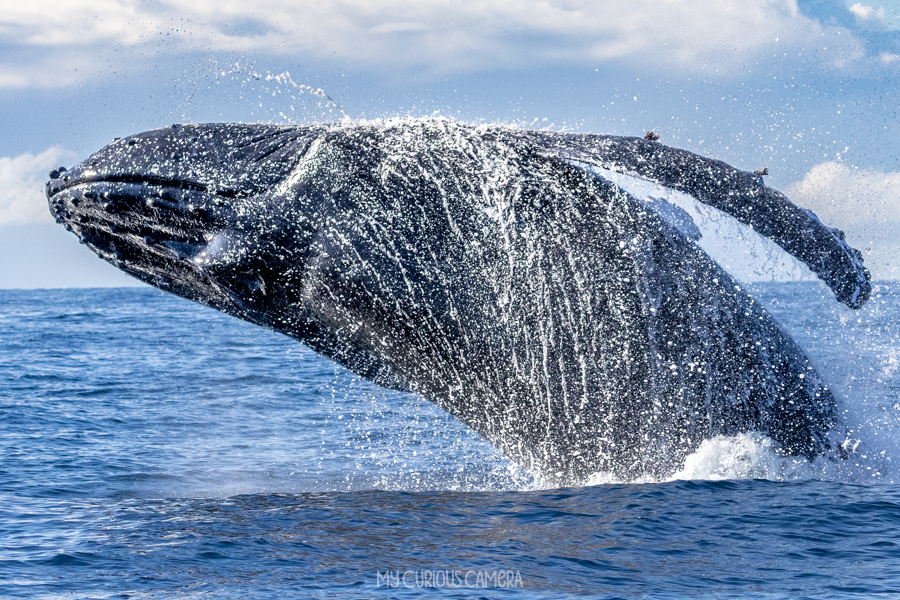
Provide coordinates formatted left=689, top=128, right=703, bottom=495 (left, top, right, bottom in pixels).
left=788, top=161, right=900, bottom=279
left=0, top=147, right=73, bottom=226
left=0, top=0, right=868, bottom=87
left=788, top=161, right=900, bottom=227
left=0, top=0, right=160, bottom=46
left=849, top=2, right=886, bottom=22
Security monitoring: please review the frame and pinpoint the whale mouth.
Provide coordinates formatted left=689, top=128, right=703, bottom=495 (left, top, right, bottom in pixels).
left=47, top=175, right=242, bottom=306
left=47, top=176, right=228, bottom=254
left=47, top=173, right=258, bottom=200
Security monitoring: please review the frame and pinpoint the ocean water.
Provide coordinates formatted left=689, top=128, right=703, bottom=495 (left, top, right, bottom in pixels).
left=1, top=284, right=899, bottom=599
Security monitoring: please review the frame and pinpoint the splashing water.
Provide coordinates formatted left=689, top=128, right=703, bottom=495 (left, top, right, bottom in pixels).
left=204, top=60, right=348, bottom=124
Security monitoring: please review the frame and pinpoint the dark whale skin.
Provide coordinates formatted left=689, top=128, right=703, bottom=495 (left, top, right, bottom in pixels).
left=46, top=119, right=869, bottom=484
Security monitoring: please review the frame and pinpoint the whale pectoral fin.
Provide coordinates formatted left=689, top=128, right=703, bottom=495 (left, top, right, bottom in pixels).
left=533, top=132, right=871, bottom=309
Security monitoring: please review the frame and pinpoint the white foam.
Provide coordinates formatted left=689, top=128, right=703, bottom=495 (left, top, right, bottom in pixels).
left=669, top=433, right=817, bottom=482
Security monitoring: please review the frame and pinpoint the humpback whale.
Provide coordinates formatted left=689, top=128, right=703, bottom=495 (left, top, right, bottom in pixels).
left=46, top=119, right=870, bottom=485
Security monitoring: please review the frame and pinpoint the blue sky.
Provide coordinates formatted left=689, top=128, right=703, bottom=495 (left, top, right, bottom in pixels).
left=1, top=0, right=898, bottom=287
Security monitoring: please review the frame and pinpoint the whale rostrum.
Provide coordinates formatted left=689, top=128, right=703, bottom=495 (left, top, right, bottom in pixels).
left=46, top=119, right=870, bottom=485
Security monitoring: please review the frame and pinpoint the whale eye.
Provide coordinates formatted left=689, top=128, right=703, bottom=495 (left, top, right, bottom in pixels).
left=243, top=275, right=267, bottom=296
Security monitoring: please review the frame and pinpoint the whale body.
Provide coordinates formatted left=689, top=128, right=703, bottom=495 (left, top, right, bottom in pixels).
left=46, top=119, right=870, bottom=484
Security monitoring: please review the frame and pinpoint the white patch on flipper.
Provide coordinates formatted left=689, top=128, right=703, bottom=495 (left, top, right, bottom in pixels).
left=573, top=162, right=816, bottom=284
left=641, top=196, right=702, bottom=240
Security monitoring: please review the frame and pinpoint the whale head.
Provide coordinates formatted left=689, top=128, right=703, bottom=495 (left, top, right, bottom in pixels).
left=46, top=123, right=324, bottom=321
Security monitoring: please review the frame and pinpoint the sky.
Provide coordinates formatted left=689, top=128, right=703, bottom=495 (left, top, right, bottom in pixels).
left=0, top=0, right=898, bottom=287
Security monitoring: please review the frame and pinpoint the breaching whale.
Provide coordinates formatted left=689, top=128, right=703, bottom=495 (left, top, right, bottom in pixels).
left=46, top=119, right=870, bottom=485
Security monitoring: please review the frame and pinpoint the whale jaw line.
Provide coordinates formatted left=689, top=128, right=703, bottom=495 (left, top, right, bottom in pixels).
left=48, top=176, right=243, bottom=307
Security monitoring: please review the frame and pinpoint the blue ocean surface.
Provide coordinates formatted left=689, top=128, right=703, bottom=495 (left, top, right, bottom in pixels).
left=1, top=283, right=899, bottom=599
